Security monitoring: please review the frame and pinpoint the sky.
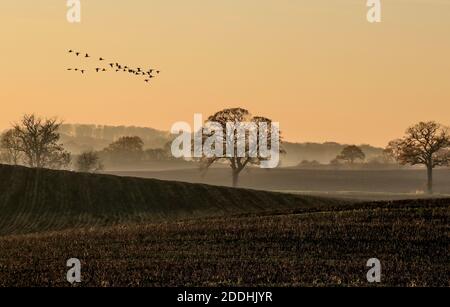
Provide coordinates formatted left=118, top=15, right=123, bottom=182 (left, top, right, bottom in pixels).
left=1, top=0, right=449, bottom=147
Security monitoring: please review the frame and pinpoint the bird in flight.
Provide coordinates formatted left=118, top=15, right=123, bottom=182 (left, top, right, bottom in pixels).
left=99, top=57, right=105, bottom=61
left=75, top=52, right=80, bottom=56
left=68, top=50, right=73, bottom=53
left=80, top=70, right=85, bottom=74
left=85, top=53, right=90, bottom=58
left=95, top=68, right=101, bottom=72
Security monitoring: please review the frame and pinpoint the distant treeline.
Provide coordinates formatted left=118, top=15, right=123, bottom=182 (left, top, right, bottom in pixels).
left=59, top=124, right=172, bottom=154
left=2, top=118, right=448, bottom=195
left=282, top=142, right=383, bottom=166
left=58, top=124, right=385, bottom=166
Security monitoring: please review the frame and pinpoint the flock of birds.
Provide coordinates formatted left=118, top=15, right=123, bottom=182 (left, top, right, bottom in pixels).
left=66, top=49, right=160, bottom=84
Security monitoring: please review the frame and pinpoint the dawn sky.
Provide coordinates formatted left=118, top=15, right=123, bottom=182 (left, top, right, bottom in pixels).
left=1, top=0, right=449, bottom=147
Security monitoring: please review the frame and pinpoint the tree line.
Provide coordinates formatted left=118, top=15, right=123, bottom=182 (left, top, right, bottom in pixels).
left=1, top=113, right=449, bottom=193
left=0, top=114, right=176, bottom=173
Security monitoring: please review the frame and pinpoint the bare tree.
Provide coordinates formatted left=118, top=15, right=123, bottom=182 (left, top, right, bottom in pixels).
left=0, top=129, right=23, bottom=165
left=335, top=145, right=365, bottom=164
left=12, top=114, right=71, bottom=169
left=199, top=108, right=284, bottom=187
left=388, top=121, right=450, bottom=194
left=103, top=136, right=144, bottom=164
left=76, top=151, right=103, bottom=173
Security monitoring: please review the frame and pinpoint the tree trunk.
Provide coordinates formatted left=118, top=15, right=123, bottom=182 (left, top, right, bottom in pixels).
left=427, top=165, right=433, bottom=194
left=232, top=170, right=239, bottom=188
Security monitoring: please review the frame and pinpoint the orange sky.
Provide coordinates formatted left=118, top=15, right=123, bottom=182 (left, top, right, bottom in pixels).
left=1, top=1, right=449, bottom=147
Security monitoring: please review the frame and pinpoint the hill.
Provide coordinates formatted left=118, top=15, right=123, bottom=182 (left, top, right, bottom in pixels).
left=0, top=164, right=346, bottom=236
left=0, top=164, right=448, bottom=286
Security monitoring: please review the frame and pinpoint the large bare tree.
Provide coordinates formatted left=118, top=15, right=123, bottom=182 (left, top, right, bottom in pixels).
left=388, top=121, right=450, bottom=194
left=12, top=114, right=71, bottom=169
left=198, top=108, right=283, bottom=187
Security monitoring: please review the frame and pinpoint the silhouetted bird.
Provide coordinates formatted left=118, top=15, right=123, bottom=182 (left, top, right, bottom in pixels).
left=67, top=68, right=72, bottom=71
left=74, top=68, right=78, bottom=71
left=99, top=57, right=104, bottom=61
left=102, top=68, right=107, bottom=72
left=85, top=54, right=90, bottom=58
left=68, top=50, right=73, bottom=53
left=95, top=68, right=100, bottom=72
left=144, top=79, right=149, bottom=83
left=156, top=71, right=160, bottom=74
left=80, top=70, right=85, bottom=74
left=75, top=52, right=80, bottom=56
left=109, top=63, right=114, bottom=68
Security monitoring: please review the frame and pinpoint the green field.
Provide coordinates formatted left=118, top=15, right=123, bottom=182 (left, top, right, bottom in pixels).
left=0, top=164, right=448, bottom=287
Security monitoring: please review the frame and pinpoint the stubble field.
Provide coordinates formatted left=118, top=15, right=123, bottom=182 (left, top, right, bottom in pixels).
left=0, top=198, right=448, bottom=287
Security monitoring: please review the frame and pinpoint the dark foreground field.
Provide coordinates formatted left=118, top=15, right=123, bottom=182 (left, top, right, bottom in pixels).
left=0, top=198, right=448, bottom=287
left=0, top=164, right=448, bottom=287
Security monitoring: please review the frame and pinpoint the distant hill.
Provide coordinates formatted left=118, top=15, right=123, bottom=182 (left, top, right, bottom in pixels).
left=282, top=142, right=384, bottom=166
left=59, top=124, right=172, bottom=154
left=58, top=124, right=384, bottom=165
left=0, top=164, right=345, bottom=235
